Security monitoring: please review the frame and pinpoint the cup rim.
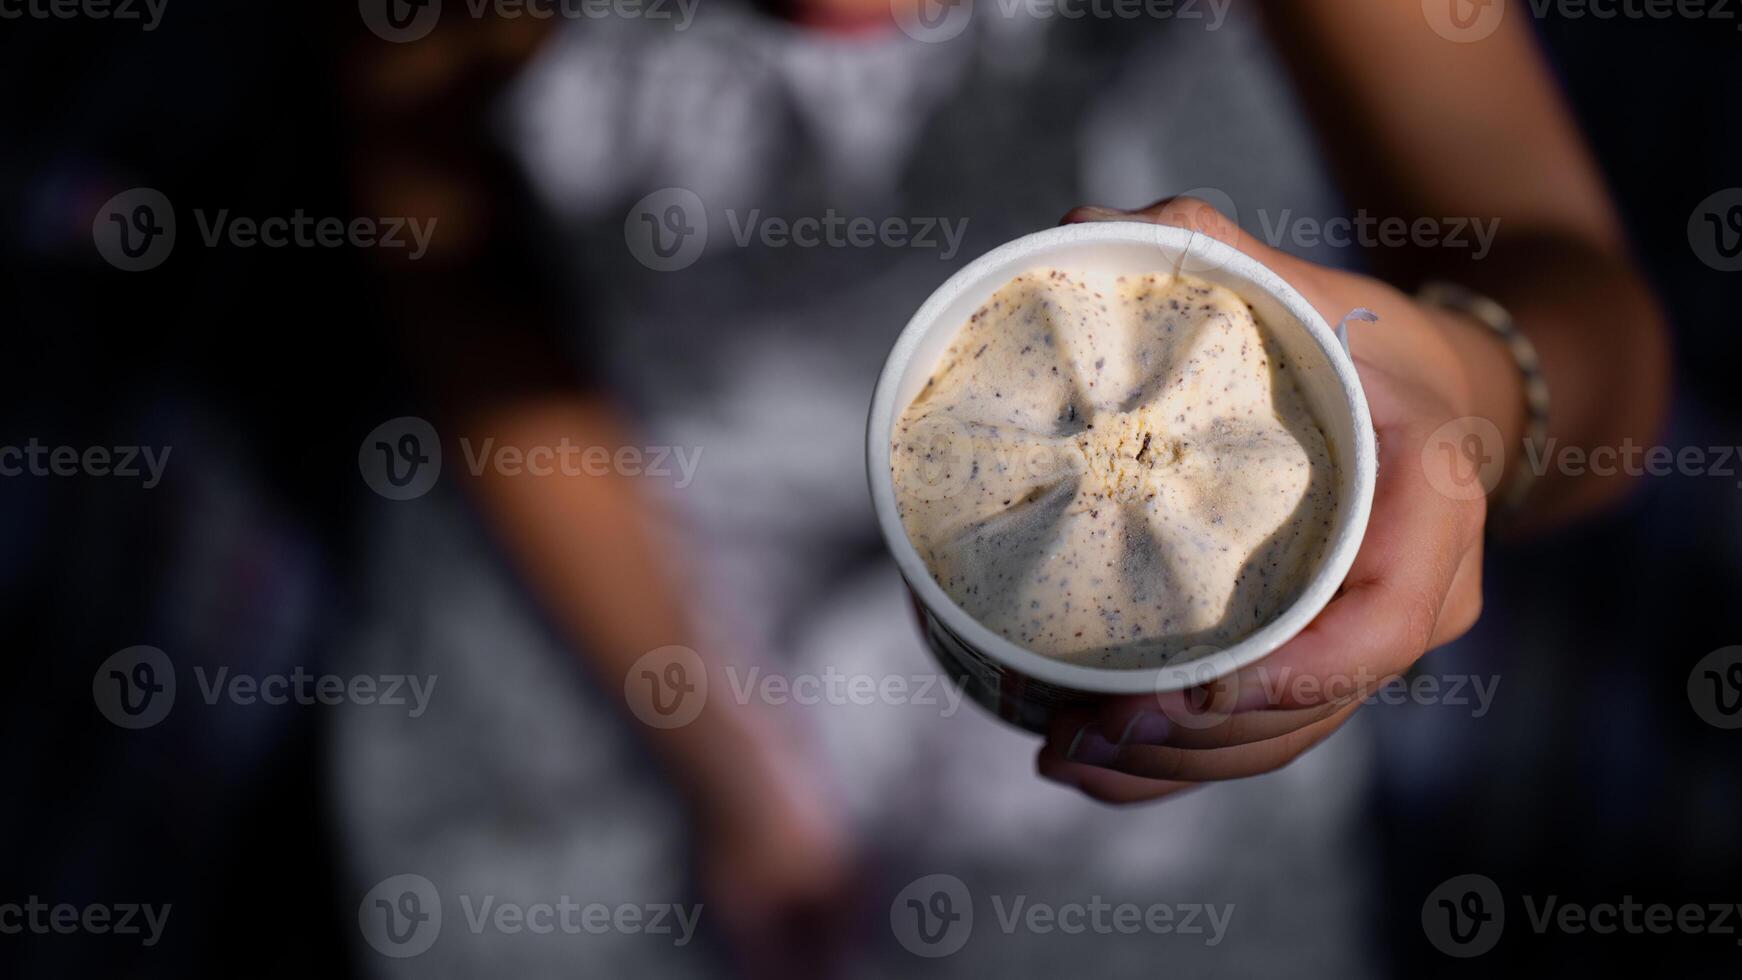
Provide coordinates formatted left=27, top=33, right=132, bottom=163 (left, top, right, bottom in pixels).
left=866, top=221, right=1377, bottom=695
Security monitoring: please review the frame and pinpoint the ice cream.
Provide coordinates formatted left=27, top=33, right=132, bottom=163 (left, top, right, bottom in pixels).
left=890, top=268, right=1336, bottom=669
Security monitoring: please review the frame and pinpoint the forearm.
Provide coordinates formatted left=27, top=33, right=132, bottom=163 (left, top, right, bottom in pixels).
left=1446, top=236, right=1669, bottom=528
left=340, top=16, right=799, bottom=824
left=458, top=396, right=790, bottom=823
left=1258, top=0, right=1670, bottom=528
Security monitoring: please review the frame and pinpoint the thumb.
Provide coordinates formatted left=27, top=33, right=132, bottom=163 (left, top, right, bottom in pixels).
left=1062, top=196, right=1324, bottom=292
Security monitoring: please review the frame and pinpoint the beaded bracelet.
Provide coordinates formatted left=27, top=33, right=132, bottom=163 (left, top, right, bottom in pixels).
left=1417, top=280, right=1551, bottom=519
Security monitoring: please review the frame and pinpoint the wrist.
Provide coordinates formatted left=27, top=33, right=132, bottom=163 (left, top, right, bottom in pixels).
left=1425, top=304, right=1529, bottom=507
left=1435, top=305, right=1527, bottom=445
left=648, top=703, right=806, bottom=829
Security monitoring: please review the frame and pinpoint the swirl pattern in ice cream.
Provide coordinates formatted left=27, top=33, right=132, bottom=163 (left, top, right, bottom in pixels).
left=891, top=269, right=1337, bottom=669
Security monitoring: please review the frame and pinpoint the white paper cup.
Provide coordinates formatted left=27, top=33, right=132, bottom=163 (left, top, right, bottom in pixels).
left=867, top=221, right=1378, bottom=733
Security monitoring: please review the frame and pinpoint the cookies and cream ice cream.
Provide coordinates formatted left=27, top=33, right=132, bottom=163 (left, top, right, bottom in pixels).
left=890, top=269, right=1336, bottom=669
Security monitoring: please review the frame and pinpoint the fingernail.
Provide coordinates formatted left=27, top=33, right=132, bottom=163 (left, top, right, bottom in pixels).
left=1066, top=724, right=1119, bottom=766
left=1118, top=710, right=1171, bottom=747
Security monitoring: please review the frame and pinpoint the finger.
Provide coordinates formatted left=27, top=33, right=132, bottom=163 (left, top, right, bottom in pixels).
left=1085, top=699, right=1362, bottom=783
left=1058, top=197, right=1412, bottom=348
left=1041, top=654, right=1351, bottom=758
left=1047, top=689, right=1348, bottom=761
left=1074, top=695, right=1352, bottom=754
left=1062, top=197, right=1322, bottom=286
left=1215, top=422, right=1484, bottom=713
left=1037, top=740, right=1199, bottom=804
left=1432, top=535, right=1484, bottom=647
